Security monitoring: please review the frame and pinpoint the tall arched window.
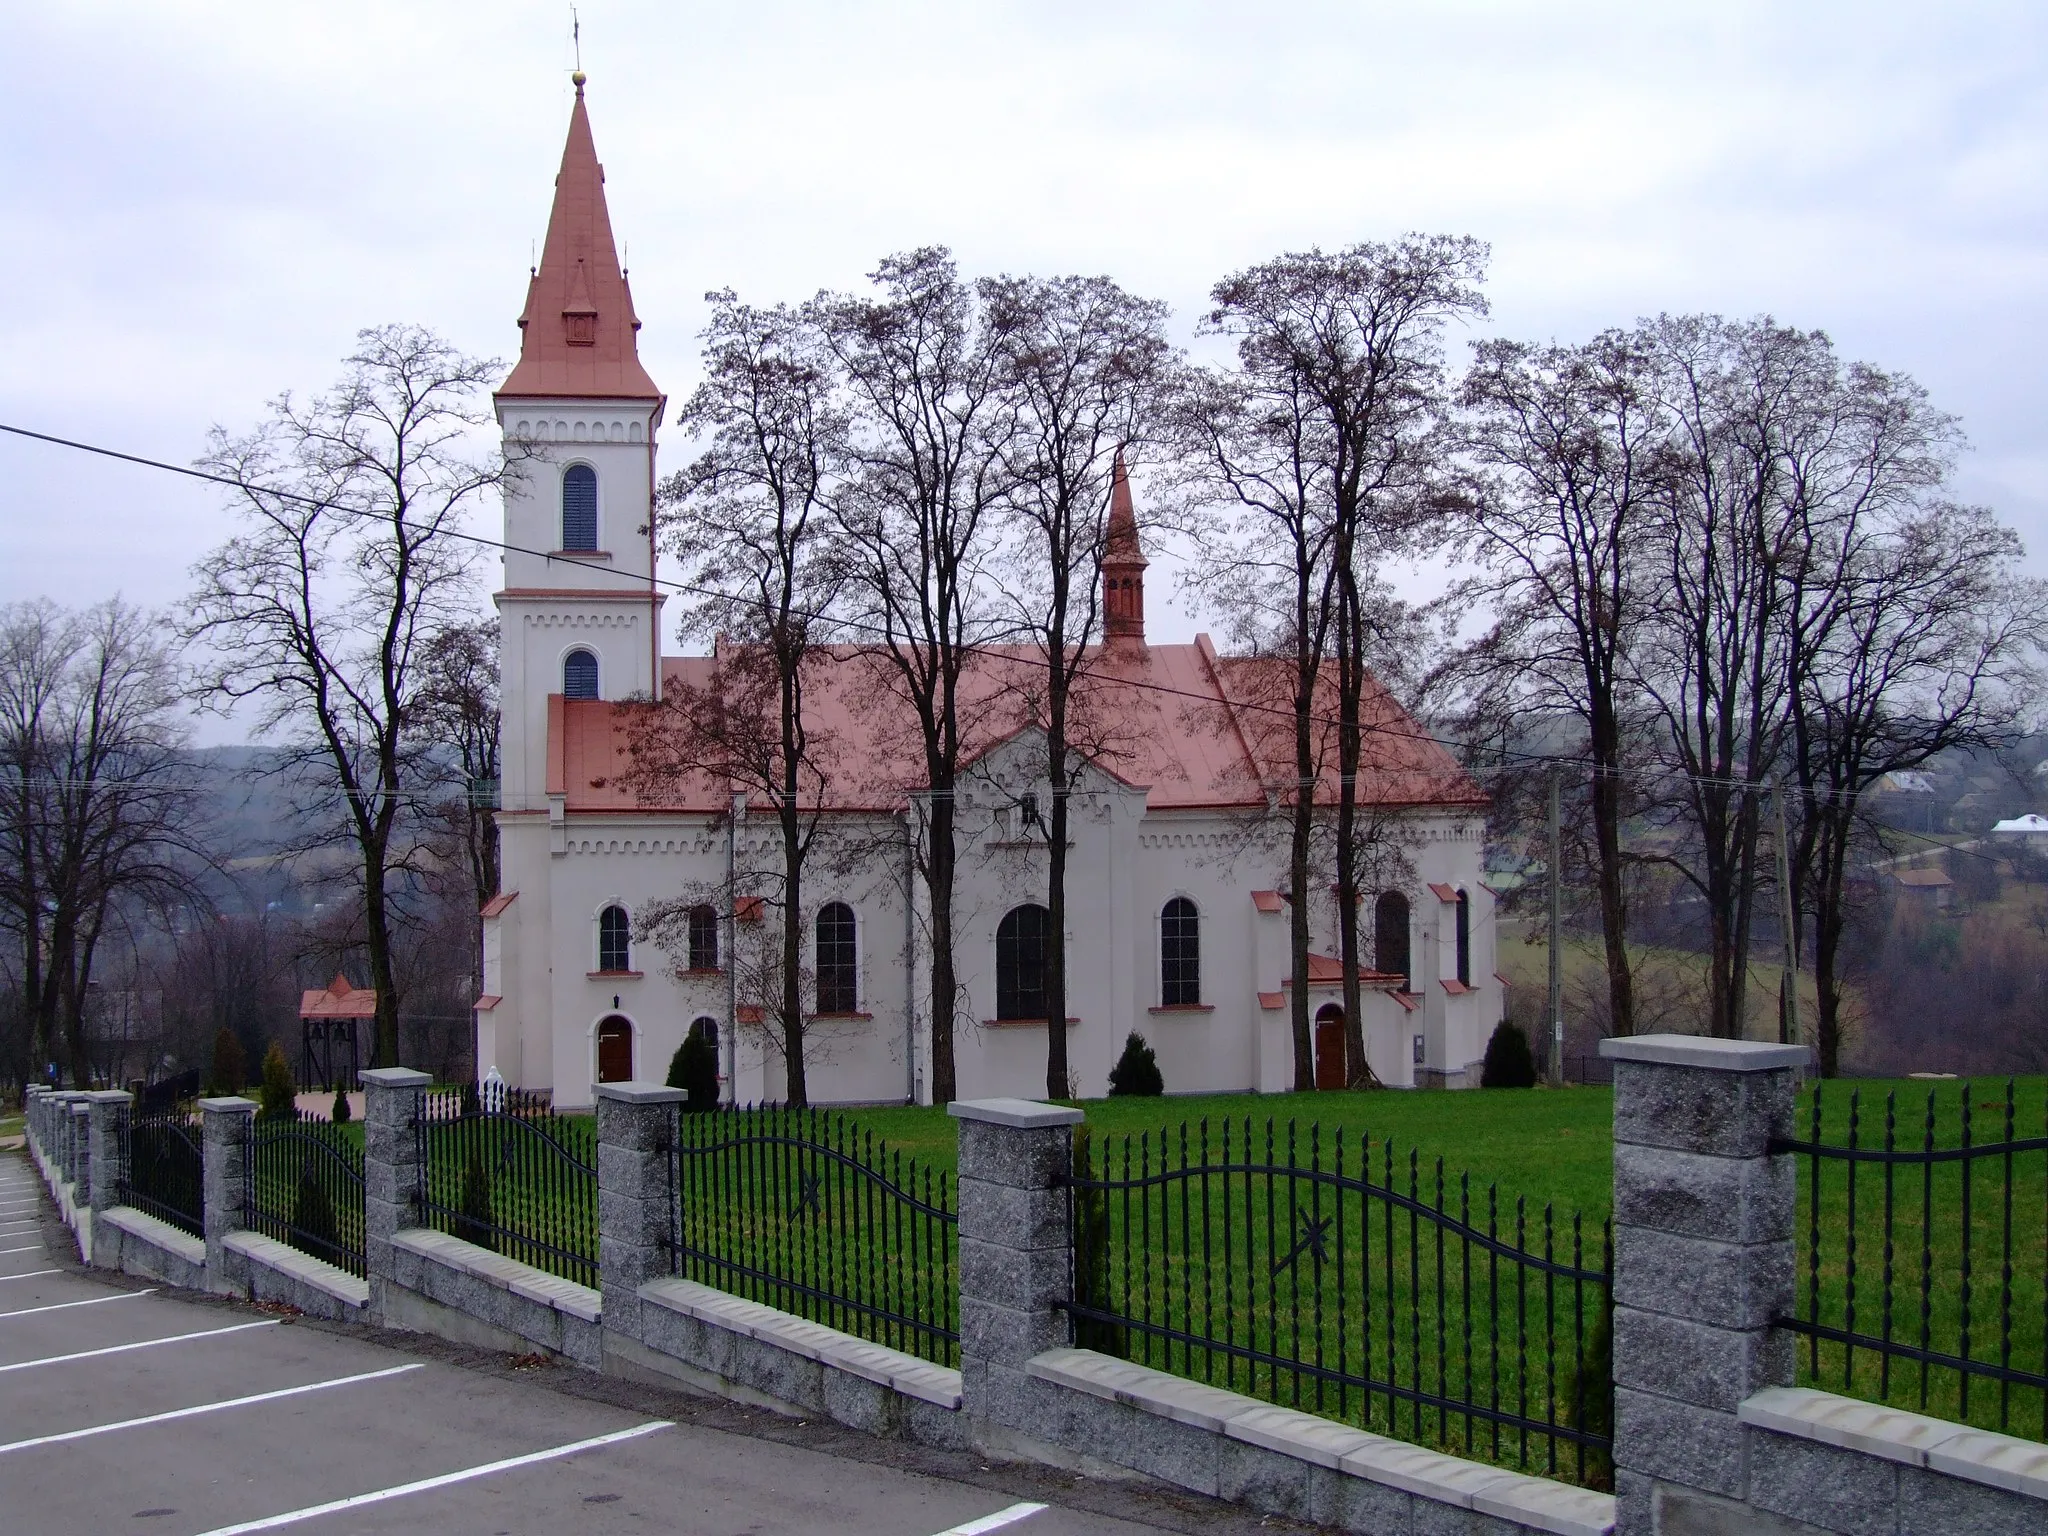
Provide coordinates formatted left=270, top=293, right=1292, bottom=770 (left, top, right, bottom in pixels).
left=688, top=1016, right=719, bottom=1050
left=563, top=649, right=599, bottom=700
left=1160, top=897, right=1200, bottom=1006
left=1455, top=889, right=1471, bottom=987
left=816, top=902, right=858, bottom=1014
left=1374, top=891, right=1411, bottom=990
left=598, top=904, right=631, bottom=973
left=687, top=904, right=719, bottom=971
left=561, top=464, right=598, bottom=551
left=996, top=904, right=1051, bottom=1021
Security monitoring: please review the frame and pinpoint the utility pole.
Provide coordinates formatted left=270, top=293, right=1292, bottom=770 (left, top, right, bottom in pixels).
left=1547, top=766, right=1564, bottom=1087
left=1773, top=776, right=1800, bottom=1048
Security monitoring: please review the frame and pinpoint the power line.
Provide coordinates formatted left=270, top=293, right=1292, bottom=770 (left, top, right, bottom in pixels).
left=0, top=418, right=2020, bottom=825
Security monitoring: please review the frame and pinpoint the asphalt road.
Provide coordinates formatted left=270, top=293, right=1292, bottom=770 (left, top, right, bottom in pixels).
left=0, top=1154, right=1312, bottom=1536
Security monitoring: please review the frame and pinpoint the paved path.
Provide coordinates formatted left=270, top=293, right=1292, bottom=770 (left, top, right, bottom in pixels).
left=0, top=1155, right=1300, bottom=1536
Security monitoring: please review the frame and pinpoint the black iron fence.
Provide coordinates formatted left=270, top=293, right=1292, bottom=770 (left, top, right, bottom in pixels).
left=1776, top=1079, right=2048, bottom=1443
left=668, top=1104, right=959, bottom=1366
left=416, top=1088, right=598, bottom=1290
left=247, top=1111, right=366, bottom=1278
left=1061, top=1120, right=1614, bottom=1488
left=120, top=1104, right=205, bottom=1238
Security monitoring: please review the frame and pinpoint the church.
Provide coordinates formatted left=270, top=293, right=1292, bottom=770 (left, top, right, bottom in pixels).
left=476, top=79, right=1505, bottom=1110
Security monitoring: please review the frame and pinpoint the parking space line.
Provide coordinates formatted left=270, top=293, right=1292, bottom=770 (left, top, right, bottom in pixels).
left=186, top=1420, right=674, bottom=1535
left=0, top=1362, right=427, bottom=1455
left=0, top=1245, right=41, bottom=1255
left=0, top=1271, right=59, bottom=1284
left=0, top=1290, right=155, bottom=1320
left=930, top=1505, right=1048, bottom=1535
left=0, top=1318, right=280, bottom=1372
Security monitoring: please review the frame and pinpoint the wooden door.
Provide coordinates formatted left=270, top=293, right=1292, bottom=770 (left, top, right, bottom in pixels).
left=596, top=1017, right=633, bottom=1083
left=1314, top=1009, right=1346, bottom=1090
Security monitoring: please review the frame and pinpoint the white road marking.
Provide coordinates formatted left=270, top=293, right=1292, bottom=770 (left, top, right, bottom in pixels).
left=187, top=1419, right=675, bottom=1534
left=0, top=1289, right=155, bottom=1320
left=0, top=1363, right=427, bottom=1455
left=929, top=1506, right=1048, bottom=1535
left=0, top=1318, right=279, bottom=1372
left=0, top=1245, right=41, bottom=1255
left=0, top=1270, right=59, bottom=1284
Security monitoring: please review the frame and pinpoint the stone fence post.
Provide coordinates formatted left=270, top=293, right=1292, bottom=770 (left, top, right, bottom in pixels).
left=361, top=1068, right=431, bottom=1302
left=596, top=1082, right=686, bottom=1339
left=85, top=1090, right=132, bottom=1226
left=70, top=1100, right=91, bottom=1197
left=24, top=1086, right=42, bottom=1155
left=950, top=1097, right=1084, bottom=1435
left=200, top=1096, right=258, bottom=1280
left=1601, top=1033, right=1807, bottom=1536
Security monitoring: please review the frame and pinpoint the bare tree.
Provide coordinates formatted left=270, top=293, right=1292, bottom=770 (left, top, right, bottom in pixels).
left=983, top=273, right=1173, bottom=1099
left=185, top=325, right=504, bottom=1066
left=415, top=617, right=501, bottom=917
left=817, top=250, right=1016, bottom=1105
left=0, top=598, right=204, bottom=1087
left=628, top=292, right=845, bottom=1105
left=1456, top=331, right=1663, bottom=1037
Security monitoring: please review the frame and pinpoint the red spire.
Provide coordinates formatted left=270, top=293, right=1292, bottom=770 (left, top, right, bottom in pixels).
left=1103, top=449, right=1148, bottom=645
left=499, top=78, right=661, bottom=402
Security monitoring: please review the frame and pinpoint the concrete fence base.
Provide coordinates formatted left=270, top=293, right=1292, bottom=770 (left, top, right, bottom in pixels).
left=23, top=1052, right=2048, bottom=1536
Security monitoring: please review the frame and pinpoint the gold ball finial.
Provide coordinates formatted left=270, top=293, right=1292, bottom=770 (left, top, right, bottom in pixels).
left=572, top=69, right=586, bottom=90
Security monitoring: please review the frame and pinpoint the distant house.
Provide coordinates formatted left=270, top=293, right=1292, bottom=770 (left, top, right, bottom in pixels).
left=1892, top=867, right=1954, bottom=910
left=1871, top=771, right=1938, bottom=832
left=1991, top=813, right=2048, bottom=848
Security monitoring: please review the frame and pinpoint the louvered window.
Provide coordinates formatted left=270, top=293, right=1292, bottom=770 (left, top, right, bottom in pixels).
left=561, top=464, right=598, bottom=550
left=563, top=649, right=599, bottom=700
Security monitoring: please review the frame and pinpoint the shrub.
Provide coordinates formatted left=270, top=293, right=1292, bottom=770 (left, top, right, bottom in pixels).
left=331, top=1085, right=352, bottom=1124
left=290, top=1158, right=338, bottom=1262
left=454, top=1145, right=495, bottom=1251
left=667, top=1032, right=719, bottom=1111
left=1480, top=1021, right=1537, bottom=1089
left=1069, top=1124, right=1127, bottom=1357
left=1107, top=1032, right=1164, bottom=1097
left=257, top=1042, right=298, bottom=1120
left=1564, top=1300, right=1614, bottom=1490
left=460, top=1079, right=483, bottom=1117
left=209, top=1028, right=246, bottom=1097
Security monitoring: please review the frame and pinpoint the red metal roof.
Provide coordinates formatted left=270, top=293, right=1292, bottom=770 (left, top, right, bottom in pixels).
left=552, top=636, right=1485, bottom=818
left=497, top=80, right=662, bottom=404
left=481, top=892, right=518, bottom=919
left=300, top=974, right=376, bottom=1021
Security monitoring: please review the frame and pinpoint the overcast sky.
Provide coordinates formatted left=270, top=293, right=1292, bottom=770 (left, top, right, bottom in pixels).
left=3, top=2, right=2045, bottom=742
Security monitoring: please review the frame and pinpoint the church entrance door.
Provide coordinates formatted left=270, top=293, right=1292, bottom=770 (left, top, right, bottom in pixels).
left=1314, top=1005, right=1346, bottom=1090
left=596, top=1016, right=633, bottom=1083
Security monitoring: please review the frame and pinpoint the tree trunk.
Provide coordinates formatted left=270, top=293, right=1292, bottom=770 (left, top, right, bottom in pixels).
left=1587, top=706, right=1636, bottom=1038
left=1045, top=772, right=1071, bottom=1102
left=927, top=787, right=959, bottom=1104
left=781, top=794, right=807, bottom=1107
left=1288, top=712, right=1316, bottom=1093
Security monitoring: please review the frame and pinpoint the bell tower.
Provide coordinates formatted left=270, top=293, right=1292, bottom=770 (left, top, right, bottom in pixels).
left=492, top=71, right=666, bottom=820
left=1102, top=449, right=1148, bottom=647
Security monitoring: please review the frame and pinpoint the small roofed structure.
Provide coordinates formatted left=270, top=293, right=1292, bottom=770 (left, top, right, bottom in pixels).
left=300, top=973, right=374, bottom=1092
left=1891, top=867, right=1954, bottom=910
left=1992, top=813, right=2048, bottom=846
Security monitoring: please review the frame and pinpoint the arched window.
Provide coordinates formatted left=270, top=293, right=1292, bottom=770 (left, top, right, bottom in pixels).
left=1374, top=892, right=1411, bottom=991
left=1160, top=897, right=1200, bottom=1006
left=688, top=1016, right=719, bottom=1050
left=816, top=902, right=858, bottom=1014
left=687, top=904, right=719, bottom=971
left=598, top=904, right=631, bottom=973
left=996, top=904, right=1051, bottom=1021
left=561, top=464, right=598, bottom=551
left=1455, top=889, right=1471, bottom=987
left=563, top=649, right=599, bottom=700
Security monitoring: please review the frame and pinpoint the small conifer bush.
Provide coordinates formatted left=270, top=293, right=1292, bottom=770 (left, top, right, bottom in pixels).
left=290, top=1158, right=338, bottom=1262
left=331, top=1085, right=352, bottom=1124
left=454, top=1146, right=495, bottom=1252
left=1107, top=1031, right=1164, bottom=1096
left=460, top=1079, right=483, bottom=1117
left=258, top=1042, right=298, bottom=1120
left=209, top=1028, right=247, bottom=1096
left=668, top=1032, right=719, bottom=1111
left=1480, top=1020, right=1538, bottom=1089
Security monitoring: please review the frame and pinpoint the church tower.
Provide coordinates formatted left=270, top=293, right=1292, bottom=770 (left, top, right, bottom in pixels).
left=1102, top=449, right=1148, bottom=646
left=493, top=72, right=665, bottom=820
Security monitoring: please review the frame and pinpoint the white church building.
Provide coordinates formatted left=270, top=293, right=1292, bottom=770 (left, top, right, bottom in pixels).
left=477, top=81, right=1505, bottom=1110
